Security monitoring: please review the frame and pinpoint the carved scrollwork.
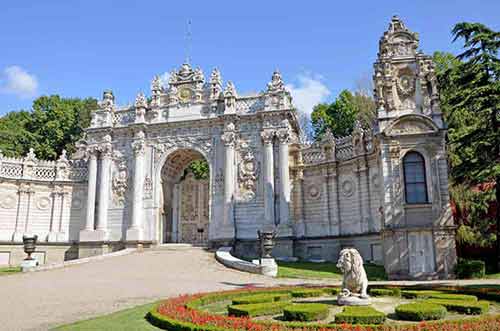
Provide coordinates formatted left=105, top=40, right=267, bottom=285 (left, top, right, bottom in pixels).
left=112, top=151, right=128, bottom=206
left=238, top=149, right=260, bottom=200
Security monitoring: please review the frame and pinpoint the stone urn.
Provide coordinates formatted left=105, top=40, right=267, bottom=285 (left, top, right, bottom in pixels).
left=22, top=234, right=38, bottom=260
left=257, top=227, right=276, bottom=259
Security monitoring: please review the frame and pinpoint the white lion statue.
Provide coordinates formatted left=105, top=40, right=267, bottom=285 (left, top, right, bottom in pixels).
left=336, top=248, right=369, bottom=302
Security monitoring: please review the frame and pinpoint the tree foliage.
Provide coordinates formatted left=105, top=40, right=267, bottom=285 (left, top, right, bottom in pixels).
left=311, top=89, right=375, bottom=139
left=187, top=159, right=209, bottom=180
left=435, top=23, right=500, bottom=255
left=0, top=95, right=98, bottom=160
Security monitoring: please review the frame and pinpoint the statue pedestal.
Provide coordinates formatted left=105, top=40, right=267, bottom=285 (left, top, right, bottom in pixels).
left=259, top=258, right=278, bottom=277
left=337, top=295, right=371, bottom=306
left=20, top=259, right=38, bottom=272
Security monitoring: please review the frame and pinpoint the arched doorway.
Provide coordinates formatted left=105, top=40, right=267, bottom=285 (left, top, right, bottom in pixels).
left=159, top=149, right=210, bottom=245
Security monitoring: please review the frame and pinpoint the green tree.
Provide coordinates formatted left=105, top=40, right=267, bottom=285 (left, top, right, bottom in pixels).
left=0, top=110, right=38, bottom=157
left=311, top=90, right=358, bottom=138
left=0, top=95, right=98, bottom=160
left=187, top=159, right=209, bottom=180
left=441, top=22, right=500, bottom=267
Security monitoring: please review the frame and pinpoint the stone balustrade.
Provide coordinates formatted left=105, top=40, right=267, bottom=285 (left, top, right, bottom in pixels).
left=0, top=149, right=87, bottom=182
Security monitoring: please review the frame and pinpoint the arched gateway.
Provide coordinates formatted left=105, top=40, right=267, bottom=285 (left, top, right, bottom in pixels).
left=0, top=17, right=457, bottom=279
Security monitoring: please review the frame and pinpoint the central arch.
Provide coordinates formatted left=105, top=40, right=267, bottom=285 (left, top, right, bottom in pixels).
left=157, top=148, right=211, bottom=245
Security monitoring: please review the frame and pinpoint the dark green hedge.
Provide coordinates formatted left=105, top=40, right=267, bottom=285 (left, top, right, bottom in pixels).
left=147, top=306, right=225, bottom=331
left=291, top=289, right=325, bottom=298
left=401, top=290, right=444, bottom=299
left=334, top=306, right=386, bottom=324
left=369, top=288, right=401, bottom=297
left=227, top=301, right=290, bottom=317
left=427, top=293, right=478, bottom=301
left=395, top=302, right=447, bottom=321
left=232, top=293, right=291, bottom=305
left=426, top=299, right=489, bottom=315
left=283, top=303, right=329, bottom=321
left=455, top=259, right=486, bottom=279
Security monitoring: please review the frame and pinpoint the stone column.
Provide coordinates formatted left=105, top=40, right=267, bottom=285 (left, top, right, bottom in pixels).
left=127, top=132, right=145, bottom=241
left=221, top=123, right=237, bottom=239
left=84, top=151, right=98, bottom=233
left=95, top=143, right=112, bottom=240
left=12, top=183, right=34, bottom=242
left=261, top=130, right=275, bottom=226
left=276, top=127, right=292, bottom=236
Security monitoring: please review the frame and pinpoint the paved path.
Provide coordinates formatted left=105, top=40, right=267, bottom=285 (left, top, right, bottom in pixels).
left=2, top=247, right=500, bottom=331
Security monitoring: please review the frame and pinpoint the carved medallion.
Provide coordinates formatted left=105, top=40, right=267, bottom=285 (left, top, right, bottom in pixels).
left=0, top=194, right=17, bottom=209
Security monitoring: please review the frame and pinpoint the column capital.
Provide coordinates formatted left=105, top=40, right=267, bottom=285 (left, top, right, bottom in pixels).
left=98, top=143, right=113, bottom=159
left=132, top=139, right=146, bottom=156
left=221, top=131, right=237, bottom=147
left=276, top=127, right=290, bottom=144
left=260, top=130, right=275, bottom=145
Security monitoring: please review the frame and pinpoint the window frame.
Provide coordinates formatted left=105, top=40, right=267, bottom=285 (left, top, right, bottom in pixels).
left=402, top=151, right=429, bottom=204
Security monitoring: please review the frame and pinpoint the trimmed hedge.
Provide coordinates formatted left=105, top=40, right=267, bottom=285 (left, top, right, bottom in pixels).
left=427, top=293, right=478, bottom=301
left=283, top=303, right=329, bottom=321
left=227, top=301, right=290, bottom=317
left=291, top=289, right=325, bottom=298
left=334, top=306, right=386, bottom=324
left=401, top=290, right=445, bottom=299
left=232, top=293, right=290, bottom=305
left=395, top=302, right=447, bottom=321
left=426, top=299, right=489, bottom=315
left=369, top=288, right=401, bottom=297
left=456, top=258, right=486, bottom=279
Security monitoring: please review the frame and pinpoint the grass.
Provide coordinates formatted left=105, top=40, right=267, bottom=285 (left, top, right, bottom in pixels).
left=277, top=261, right=387, bottom=280
left=53, top=301, right=162, bottom=331
left=0, top=266, right=21, bottom=275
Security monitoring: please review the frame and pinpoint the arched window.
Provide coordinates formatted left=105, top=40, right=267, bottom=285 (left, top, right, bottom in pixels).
left=403, top=152, right=428, bottom=204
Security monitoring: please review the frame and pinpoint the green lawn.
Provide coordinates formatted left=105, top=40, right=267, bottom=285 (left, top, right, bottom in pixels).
left=0, top=266, right=21, bottom=276
left=277, top=261, right=387, bottom=280
left=54, top=302, right=161, bottom=331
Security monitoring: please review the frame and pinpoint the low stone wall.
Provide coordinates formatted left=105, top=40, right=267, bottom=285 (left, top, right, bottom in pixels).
left=215, top=246, right=277, bottom=277
left=0, top=242, right=78, bottom=266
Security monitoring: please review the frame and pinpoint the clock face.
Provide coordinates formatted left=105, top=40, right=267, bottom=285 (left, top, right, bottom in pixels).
left=179, top=88, right=191, bottom=101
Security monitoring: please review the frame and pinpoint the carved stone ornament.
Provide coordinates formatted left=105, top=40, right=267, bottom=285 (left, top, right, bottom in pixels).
left=260, top=130, right=274, bottom=145
left=144, top=176, right=153, bottom=199
left=267, top=70, right=285, bottom=93
left=0, top=194, right=17, bottom=209
left=238, top=149, right=260, bottom=200
left=307, top=184, right=321, bottom=200
left=112, top=151, right=128, bottom=206
left=209, top=68, right=223, bottom=100
left=276, top=127, right=290, bottom=144
left=135, top=92, right=147, bottom=109
left=99, top=90, right=115, bottom=112
left=385, top=115, right=439, bottom=136
left=36, top=195, right=51, bottom=210
left=341, top=179, right=355, bottom=197
left=396, top=69, right=416, bottom=98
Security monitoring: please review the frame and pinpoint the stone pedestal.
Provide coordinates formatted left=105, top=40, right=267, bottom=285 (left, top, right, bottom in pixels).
left=259, top=258, right=278, bottom=277
left=337, top=295, right=371, bottom=306
left=20, top=259, right=38, bottom=272
left=126, top=228, right=144, bottom=241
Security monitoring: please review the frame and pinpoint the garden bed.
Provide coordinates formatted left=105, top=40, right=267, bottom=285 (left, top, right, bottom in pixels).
left=146, top=285, right=500, bottom=331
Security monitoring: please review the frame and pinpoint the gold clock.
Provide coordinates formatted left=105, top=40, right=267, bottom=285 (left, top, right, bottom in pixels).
left=179, top=88, right=192, bottom=102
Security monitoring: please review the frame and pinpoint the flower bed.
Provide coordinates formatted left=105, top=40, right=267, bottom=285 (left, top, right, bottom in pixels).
left=232, top=293, right=291, bottom=305
left=147, top=286, right=500, bottom=331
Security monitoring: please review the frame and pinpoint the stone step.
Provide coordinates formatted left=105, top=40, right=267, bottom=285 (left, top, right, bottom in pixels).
left=148, top=243, right=209, bottom=251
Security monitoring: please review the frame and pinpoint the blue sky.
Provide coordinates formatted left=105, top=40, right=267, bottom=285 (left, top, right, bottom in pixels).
left=0, top=0, right=499, bottom=116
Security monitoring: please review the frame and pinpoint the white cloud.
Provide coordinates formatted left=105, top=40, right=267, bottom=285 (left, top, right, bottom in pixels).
left=0, top=65, right=38, bottom=98
left=286, top=73, right=331, bottom=115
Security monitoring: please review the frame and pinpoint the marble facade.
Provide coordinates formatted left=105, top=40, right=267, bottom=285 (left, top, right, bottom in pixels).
left=0, top=16, right=456, bottom=279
